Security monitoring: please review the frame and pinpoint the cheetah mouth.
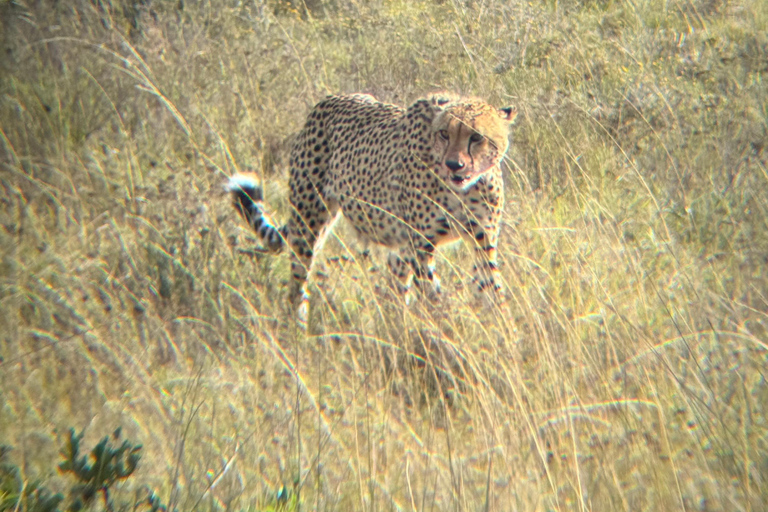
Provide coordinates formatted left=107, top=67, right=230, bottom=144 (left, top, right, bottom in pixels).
left=450, top=174, right=472, bottom=186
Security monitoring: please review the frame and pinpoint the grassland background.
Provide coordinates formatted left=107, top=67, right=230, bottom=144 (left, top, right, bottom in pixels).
left=1, top=0, right=767, bottom=510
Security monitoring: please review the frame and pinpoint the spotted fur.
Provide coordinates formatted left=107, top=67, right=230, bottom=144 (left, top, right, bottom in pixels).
left=228, top=92, right=517, bottom=312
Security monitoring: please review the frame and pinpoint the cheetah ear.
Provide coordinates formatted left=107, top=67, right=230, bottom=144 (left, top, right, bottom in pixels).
left=428, top=92, right=458, bottom=109
left=499, top=106, right=518, bottom=124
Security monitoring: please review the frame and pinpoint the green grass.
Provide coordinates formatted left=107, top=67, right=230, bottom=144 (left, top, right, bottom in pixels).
left=1, top=0, right=767, bottom=510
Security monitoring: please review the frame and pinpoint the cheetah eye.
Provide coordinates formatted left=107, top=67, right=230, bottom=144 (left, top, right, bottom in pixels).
left=469, top=132, right=484, bottom=143
left=438, top=130, right=450, bottom=140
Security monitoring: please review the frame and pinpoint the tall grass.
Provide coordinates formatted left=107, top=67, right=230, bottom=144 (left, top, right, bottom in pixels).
left=1, top=0, right=766, bottom=510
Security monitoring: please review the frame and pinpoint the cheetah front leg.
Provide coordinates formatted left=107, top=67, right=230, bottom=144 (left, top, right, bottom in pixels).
left=387, top=242, right=440, bottom=304
left=466, top=223, right=504, bottom=306
left=386, top=251, right=413, bottom=298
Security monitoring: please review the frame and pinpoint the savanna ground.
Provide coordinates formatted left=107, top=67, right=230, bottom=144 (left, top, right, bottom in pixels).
left=1, top=0, right=767, bottom=510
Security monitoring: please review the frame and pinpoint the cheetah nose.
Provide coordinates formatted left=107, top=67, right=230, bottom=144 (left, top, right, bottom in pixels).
left=446, top=160, right=465, bottom=172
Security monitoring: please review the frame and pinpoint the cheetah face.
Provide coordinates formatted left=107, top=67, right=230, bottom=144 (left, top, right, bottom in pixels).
left=432, top=103, right=517, bottom=190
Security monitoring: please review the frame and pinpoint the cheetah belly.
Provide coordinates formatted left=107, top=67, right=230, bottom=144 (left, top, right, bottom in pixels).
left=330, top=155, right=408, bottom=248
left=337, top=187, right=409, bottom=249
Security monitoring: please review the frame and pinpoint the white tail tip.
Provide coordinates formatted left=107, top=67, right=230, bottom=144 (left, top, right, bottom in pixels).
left=226, top=173, right=260, bottom=192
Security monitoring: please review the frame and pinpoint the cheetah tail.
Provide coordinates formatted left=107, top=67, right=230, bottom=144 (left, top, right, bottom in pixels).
left=226, top=173, right=285, bottom=253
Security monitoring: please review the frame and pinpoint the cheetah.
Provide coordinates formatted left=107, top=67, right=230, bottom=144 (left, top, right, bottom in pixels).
left=228, top=93, right=517, bottom=316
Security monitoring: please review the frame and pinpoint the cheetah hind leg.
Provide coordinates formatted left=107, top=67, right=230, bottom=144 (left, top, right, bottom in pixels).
left=286, top=207, right=341, bottom=325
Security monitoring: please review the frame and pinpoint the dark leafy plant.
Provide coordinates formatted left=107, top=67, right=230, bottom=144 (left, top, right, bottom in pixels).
left=58, top=428, right=141, bottom=512
left=1, top=431, right=175, bottom=512
left=142, top=490, right=170, bottom=512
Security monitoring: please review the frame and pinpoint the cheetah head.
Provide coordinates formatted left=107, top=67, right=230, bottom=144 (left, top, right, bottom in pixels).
left=430, top=98, right=517, bottom=190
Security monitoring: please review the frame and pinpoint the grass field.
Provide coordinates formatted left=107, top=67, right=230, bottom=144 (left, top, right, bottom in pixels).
left=1, top=0, right=767, bottom=510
